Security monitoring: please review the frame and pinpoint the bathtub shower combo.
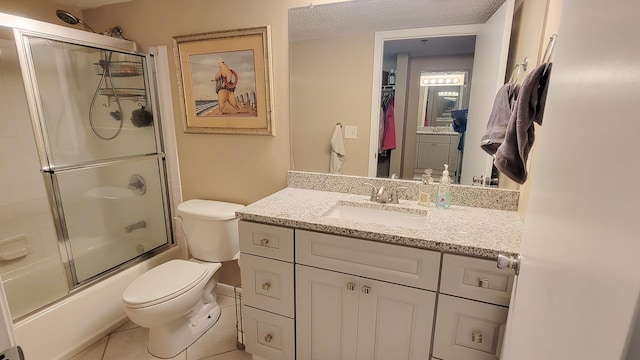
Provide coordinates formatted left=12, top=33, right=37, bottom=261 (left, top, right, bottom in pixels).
left=1, top=21, right=173, bottom=319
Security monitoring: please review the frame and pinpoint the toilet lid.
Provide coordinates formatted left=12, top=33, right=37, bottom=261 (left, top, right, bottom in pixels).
left=177, top=199, right=245, bottom=220
left=122, top=260, right=212, bottom=307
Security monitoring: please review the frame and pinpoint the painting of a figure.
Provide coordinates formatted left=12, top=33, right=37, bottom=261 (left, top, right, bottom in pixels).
left=189, top=51, right=258, bottom=117
left=173, top=26, right=273, bottom=135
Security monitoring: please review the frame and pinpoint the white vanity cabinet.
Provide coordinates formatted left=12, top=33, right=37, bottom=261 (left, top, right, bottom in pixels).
left=295, top=230, right=439, bottom=360
left=432, top=254, right=515, bottom=360
left=238, top=221, right=517, bottom=360
left=239, top=221, right=296, bottom=360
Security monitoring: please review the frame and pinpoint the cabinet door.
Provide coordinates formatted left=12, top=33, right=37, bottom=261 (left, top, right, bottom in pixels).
left=296, top=265, right=359, bottom=360
left=433, top=294, right=508, bottom=360
left=356, top=278, right=436, bottom=360
left=416, top=142, right=451, bottom=170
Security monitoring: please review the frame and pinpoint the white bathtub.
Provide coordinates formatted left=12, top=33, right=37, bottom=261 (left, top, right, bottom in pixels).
left=13, top=246, right=179, bottom=360
left=1, top=256, right=68, bottom=320
left=71, top=236, right=167, bottom=283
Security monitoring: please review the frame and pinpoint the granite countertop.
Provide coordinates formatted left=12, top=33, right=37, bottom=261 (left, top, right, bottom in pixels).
left=236, top=187, right=522, bottom=259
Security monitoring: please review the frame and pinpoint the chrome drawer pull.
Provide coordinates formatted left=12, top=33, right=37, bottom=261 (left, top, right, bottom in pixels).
left=362, top=286, right=371, bottom=294
left=472, top=331, right=483, bottom=343
left=346, top=282, right=356, bottom=291
left=478, top=278, right=490, bottom=288
left=262, top=282, right=271, bottom=291
left=264, top=334, right=273, bottom=343
left=259, top=238, right=270, bottom=246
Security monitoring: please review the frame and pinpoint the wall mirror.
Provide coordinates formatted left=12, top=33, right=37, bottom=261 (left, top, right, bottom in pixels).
left=289, top=0, right=514, bottom=186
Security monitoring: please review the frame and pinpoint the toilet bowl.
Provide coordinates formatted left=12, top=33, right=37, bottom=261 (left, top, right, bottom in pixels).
left=122, top=199, right=244, bottom=358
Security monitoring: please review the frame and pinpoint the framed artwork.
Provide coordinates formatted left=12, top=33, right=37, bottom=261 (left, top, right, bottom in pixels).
left=173, top=26, right=274, bottom=135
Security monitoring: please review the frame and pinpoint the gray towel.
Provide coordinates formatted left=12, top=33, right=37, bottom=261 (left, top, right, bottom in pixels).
left=494, top=63, right=552, bottom=184
left=480, top=83, right=520, bottom=155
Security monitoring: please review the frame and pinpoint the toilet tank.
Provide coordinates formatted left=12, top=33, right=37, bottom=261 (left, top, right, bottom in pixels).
left=176, top=199, right=245, bottom=262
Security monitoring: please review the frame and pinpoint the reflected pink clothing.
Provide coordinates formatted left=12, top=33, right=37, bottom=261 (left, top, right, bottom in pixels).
left=381, top=98, right=396, bottom=151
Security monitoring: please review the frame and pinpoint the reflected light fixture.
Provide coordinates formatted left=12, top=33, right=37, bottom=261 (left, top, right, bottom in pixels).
left=420, top=72, right=466, bottom=86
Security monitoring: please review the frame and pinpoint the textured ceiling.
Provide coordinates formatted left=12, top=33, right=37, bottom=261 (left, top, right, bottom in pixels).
left=54, top=0, right=132, bottom=10
left=289, top=0, right=506, bottom=42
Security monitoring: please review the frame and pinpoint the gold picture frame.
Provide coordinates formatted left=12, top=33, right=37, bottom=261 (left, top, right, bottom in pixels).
left=173, top=26, right=274, bottom=135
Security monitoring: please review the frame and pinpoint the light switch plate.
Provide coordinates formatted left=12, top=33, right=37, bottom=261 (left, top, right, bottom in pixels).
left=344, top=126, right=357, bottom=139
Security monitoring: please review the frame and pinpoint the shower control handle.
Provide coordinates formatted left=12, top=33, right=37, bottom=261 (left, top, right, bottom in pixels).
left=264, top=334, right=273, bottom=343
left=262, top=282, right=271, bottom=291
left=260, top=239, right=269, bottom=246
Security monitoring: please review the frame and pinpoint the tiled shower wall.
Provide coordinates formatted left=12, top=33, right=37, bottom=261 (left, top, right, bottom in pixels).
left=0, top=39, right=60, bottom=273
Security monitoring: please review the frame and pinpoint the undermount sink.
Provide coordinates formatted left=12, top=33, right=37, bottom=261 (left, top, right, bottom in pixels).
left=323, top=201, right=428, bottom=229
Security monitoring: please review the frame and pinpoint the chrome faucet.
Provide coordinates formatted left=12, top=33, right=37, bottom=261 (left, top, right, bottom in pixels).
left=376, top=186, right=390, bottom=203
left=125, top=220, right=147, bottom=233
left=363, top=182, right=408, bottom=204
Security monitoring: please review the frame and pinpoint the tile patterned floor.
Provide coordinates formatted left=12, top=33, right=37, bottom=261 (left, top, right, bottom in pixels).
left=70, top=295, right=252, bottom=360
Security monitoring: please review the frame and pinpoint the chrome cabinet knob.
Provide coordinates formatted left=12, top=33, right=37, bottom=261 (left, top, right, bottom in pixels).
left=478, top=278, right=490, bottom=288
left=259, top=238, right=269, bottom=246
left=497, top=254, right=521, bottom=275
left=346, top=282, right=356, bottom=291
left=264, top=334, right=273, bottom=343
left=261, top=282, right=271, bottom=291
left=362, top=286, right=371, bottom=294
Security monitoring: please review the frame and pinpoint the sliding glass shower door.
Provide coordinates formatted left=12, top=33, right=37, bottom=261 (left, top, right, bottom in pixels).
left=14, top=30, right=173, bottom=287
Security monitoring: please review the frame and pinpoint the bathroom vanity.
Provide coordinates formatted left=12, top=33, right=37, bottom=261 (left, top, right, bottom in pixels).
left=237, top=172, right=521, bottom=360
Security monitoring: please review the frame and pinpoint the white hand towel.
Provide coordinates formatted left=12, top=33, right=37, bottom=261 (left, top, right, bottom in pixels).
left=330, top=124, right=345, bottom=174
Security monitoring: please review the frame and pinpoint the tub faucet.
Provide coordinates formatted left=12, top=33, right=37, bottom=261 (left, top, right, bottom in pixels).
left=125, top=220, right=147, bottom=233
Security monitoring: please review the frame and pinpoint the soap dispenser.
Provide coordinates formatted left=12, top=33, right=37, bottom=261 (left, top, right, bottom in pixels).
left=436, top=164, right=452, bottom=209
left=388, top=69, right=396, bottom=85
left=418, top=169, right=433, bottom=206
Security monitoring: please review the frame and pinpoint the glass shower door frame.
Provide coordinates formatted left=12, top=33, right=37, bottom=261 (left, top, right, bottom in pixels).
left=12, top=25, right=174, bottom=289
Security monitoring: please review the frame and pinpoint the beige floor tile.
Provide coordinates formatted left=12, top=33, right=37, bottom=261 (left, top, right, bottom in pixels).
left=102, top=326, right=186, bottom=360
left=199, top=350, right=253, bottom=360
left=186, top=306, right=239, bottom=360
left=113, top=319, right=139, bottom=333
left=70, top=336, right=108, bottom=360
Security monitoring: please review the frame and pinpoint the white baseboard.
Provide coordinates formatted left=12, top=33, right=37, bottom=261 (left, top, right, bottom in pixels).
left=216, top=282, right=240, bottom=298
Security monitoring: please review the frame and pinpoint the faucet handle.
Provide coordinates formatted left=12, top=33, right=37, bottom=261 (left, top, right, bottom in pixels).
left=390, top=186, right=409, bottom=204
left=363, top=182, right=378, bottom=201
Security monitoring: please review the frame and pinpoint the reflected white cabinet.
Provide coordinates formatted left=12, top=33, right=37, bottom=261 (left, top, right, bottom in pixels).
left=415, top=133, right=460, bottom=180
left=296, top=264, right=436, bottom=360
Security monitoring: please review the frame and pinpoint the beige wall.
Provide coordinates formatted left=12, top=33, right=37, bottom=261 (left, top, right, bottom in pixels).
left=0, top=0, right=81, bottom=25
left=79, top=0, right=324, bottom=206
left=290, top=33, right=373, bottom=176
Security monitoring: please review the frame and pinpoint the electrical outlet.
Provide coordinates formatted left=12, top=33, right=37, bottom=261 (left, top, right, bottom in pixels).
left=344, top=126, right=357, bottom=139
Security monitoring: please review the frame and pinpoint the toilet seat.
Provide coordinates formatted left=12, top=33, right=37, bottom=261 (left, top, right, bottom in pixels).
left=123, top=260, right=216, bottom=309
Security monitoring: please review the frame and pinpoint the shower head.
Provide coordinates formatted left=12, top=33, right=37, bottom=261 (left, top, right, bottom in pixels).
left=55, top=10, right=96, bottom=33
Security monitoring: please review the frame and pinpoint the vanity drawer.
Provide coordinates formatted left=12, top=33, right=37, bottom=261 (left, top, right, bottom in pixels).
left=440, top=254, right=515, bottom=306
left=239, top=221, right=294, bottom=262
left=240, top=253, right=294, bottom=317
left=433, top=294, right=508, bottom=360
left=295, top=229, right=440, bottom=291
left=242, top=305, right=295, bottom=360
left=417, top=134, right=453, bottom=144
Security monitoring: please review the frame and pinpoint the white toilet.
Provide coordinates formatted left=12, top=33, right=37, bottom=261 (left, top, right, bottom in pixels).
left=122, top=199, right=244, bottom=358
